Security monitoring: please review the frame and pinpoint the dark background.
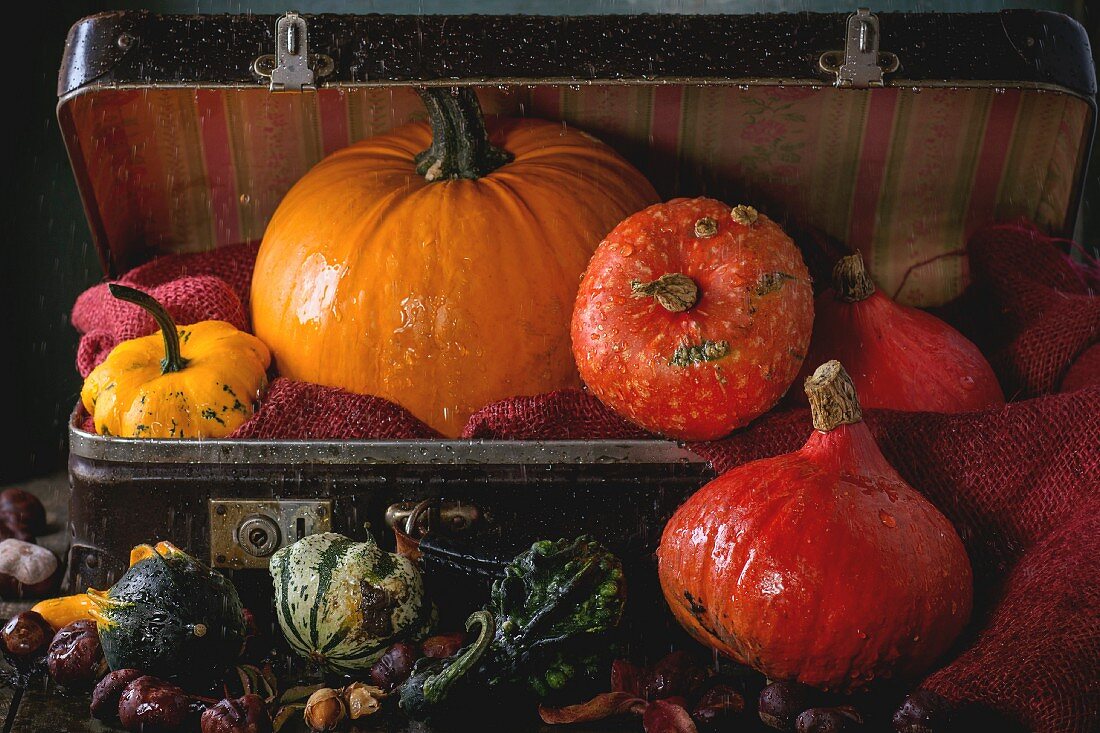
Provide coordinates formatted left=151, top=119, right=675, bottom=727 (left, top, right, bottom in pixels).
left=3, top=1, right=1096, bottom=482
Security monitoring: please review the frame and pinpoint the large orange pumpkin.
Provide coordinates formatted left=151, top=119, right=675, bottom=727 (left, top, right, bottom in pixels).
left=251, top=88, right=657, bottom=436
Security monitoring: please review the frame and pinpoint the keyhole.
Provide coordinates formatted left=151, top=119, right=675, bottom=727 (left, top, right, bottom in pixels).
left=248, top=527, right=269, bottom=548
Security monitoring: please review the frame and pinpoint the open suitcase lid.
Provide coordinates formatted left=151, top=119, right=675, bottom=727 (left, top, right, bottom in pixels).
left=58, top=9, right=1096, bottom=307
left=59, top=9, right=1096, bottom=463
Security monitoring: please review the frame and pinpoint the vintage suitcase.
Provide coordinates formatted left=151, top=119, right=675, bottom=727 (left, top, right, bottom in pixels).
left=60, top=9, right=1096, bottom=613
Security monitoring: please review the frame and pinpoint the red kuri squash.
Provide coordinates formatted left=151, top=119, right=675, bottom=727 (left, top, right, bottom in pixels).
left=657, top=361, right=973, bottom=691
left=794, top=252, right=1004, bottom=412
left=571, top=198, right=813, bottom=440
left=251, top=88, right=657, bottom=437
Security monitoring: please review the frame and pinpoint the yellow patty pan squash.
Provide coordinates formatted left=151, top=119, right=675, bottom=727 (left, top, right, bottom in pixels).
left=81, top=284, right=271, bottom=439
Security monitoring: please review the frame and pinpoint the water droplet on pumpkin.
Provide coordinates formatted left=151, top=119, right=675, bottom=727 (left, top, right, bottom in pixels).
left=951, top=601, right=958, bottom=615
left=857, top=629, right=867, bottom=639
left=620, top=244, right=634, bottom=256
left=959, top=376, right=976, bottom=390
left=879, top=510, right=896, bottom=528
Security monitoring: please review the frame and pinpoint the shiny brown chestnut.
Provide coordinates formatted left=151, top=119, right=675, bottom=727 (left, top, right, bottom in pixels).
left=1, top=610, right=53, bottom=660
left=692, top=682, right=747, bottom=729
left=0, top=516, right=35, bottom=543
left=0, top=489, right=47, bottom=535
left=200, top=693, right=272, bottom=733
left=47, top=619, right=106, bottom=689
left=91, top=669, right=143, bottom=723
left=760, top=681, right=817, bottom=731
left=421, top=631, right=466, bottom=659
left=893, top=690, right=952, bottom=733
left=797, top=706, right=863, bottom=732
left=369, top=641, right=421, bottom=692
left=118, top=675, right=192, bottom=732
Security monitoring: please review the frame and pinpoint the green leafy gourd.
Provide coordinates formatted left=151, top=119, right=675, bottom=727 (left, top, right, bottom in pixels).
left=400, top=536, right=626, bottom=720
left=91, top=543, right=246, bottom=687
left=270, top=532, right=433, bottom=673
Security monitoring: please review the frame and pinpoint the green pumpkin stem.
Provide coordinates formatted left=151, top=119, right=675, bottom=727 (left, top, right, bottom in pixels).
left=108, top=284, right=190, bottom=374
left=422, top=610, right=495, bottom=705
left=415, top=87, right=513, bottom=181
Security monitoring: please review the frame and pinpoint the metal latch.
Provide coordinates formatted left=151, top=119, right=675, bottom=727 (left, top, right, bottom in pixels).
left=209, top=499, right=331, bottom=569
left=385, top=500, right=483, bottom=537
left=819, top=8, right=899, bottom=89
left=253, top=11, right=334, bottom=91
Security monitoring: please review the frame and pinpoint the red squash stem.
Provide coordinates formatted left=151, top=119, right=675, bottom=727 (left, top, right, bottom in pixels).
left=658, top=361, right=973, bottom=691
left=796, top=253, right=1004, bottom=412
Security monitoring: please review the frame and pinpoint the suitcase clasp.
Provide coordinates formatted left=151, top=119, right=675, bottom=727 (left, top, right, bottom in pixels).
left=253, top=11, right=334, bottom=91
left=819, top=8, right=899, bottom=89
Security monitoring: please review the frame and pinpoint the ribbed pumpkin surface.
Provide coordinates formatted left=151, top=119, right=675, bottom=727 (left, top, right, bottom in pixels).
left=251, top=117, right=657, bottom=436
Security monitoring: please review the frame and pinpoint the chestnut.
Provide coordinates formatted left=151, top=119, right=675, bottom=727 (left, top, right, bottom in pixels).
left=421, top=631, right=466, bottom=659
left=201, top=693, right=272, bottom=733
left=797, top=706, right=863, bottom=732
left=118, top=675, right=193, bottom=732
left=0, top=539, right=59, bottom=599
left=369, top=641, right=421, bottom=692
left=760, top=681, right=816, bottom=731
left=642, top=651, right=707, bottom=701
left=893, top=690, right=952, bottom=733
left=303, top=687, right=345, bottom=731
left=91, top=669, right=143, bottom=723
left=0, top=516, right=35, bottom=543
left=0, top=488, right=46, bottom=536
left=692, top=682, right=746, bottom=729
left=47, top=619, right=106, bottom=689
left=1, top=610, right=53, bottom=660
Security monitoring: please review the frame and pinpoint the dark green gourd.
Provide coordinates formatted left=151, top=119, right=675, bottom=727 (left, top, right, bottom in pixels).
left=94, top=544, right=246, bottom=687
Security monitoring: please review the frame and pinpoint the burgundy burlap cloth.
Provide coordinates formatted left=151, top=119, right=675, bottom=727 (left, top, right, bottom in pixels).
left=72, top=222, right=1099, bottom=731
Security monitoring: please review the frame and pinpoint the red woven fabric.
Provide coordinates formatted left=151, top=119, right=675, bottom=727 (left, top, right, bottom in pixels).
left=462, top=389, right=647, bottom=439
left=959, top=222, right=1100, bottom=397
left=70, top=222, right=1099, bottom=730
left=73, top=242, right=259, bottom=377
left=229, top=379, right=440, bottom=440
left=1061, top=343, right=1100, bottom=393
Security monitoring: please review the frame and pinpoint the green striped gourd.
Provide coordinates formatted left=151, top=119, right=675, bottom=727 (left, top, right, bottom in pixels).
left=270, top=532, right=433, bottom=673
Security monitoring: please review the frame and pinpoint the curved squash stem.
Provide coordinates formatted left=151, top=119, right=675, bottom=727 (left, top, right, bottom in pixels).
left=108, top=283, right=189, bottom=374
left=414, top=87, right=513, bottom=181
left=422, top=610, right=495, bottom=705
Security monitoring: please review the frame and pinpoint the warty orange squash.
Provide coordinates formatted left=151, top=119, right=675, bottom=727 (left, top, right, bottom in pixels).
left=251, top=87, right=658, bottom=436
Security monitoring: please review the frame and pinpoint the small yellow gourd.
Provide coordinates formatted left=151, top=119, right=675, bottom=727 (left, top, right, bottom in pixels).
left=81, top=284, right=271, bottom=439
left=31, top=542, right=189, bottom=630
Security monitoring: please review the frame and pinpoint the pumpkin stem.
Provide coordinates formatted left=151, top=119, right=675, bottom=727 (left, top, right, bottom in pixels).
left=108, top=284, right=190, bottom=374
left=805, top=360, right=864, bottom=432
left=415, top=87, right=513, bottom=181
left=833, top=253, right=876, bottom=303
left=631, top=273, right=699, bottom=312
left=422, top=610, right=495, bottom=705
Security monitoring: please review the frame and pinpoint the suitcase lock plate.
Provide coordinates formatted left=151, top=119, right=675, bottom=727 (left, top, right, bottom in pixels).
left=209, top=499, right=331, bottom=569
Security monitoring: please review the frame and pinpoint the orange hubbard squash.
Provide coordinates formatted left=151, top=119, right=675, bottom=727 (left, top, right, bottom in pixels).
left=251, top=88, right=657, bottom=436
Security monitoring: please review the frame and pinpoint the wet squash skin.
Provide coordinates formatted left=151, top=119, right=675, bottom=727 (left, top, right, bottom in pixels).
left=81, top=284, right=270, bottom=439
